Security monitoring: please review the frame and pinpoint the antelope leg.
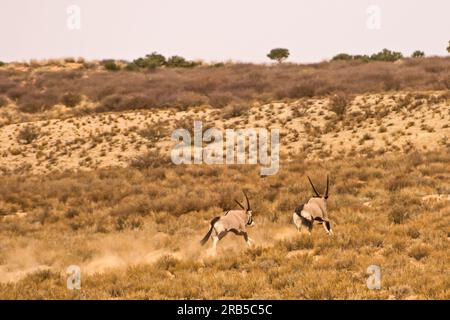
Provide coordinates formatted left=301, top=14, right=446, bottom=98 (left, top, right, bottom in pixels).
left=323, top=221, right=333, bottom=235
left=242, top=232, right=254, bottom=247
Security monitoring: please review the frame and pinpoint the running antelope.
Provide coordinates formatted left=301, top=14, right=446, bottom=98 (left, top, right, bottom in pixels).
left=200, top=191, right=255, bottom=254
left=293, top=175, right=334, bottom=235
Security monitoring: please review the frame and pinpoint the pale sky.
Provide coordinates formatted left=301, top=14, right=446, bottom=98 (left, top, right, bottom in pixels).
left=1, top=0, right=449, bottom=63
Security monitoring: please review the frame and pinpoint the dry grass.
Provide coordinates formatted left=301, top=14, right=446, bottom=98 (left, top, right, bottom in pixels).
left=0, top=149, right=449, bottom=299
left=0, top=57, right=448, bottom=122
left=0, top=60, right=449, bottom=299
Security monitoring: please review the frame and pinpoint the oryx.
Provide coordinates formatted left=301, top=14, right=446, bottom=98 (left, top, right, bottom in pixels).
left=200, top=191, right=255, bottom=254
left=293, top=175, right=333, bottom=235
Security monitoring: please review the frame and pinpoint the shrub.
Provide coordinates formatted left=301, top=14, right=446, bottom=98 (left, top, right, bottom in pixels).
left=130, top=150, right=170, bottom=169
left=288, top=84, right=315, bottom=98
left=332, top=53, right=353, bottom=61
left=378, top=125, right=387, bottom=133
left=208, top=92, right=233, bottom=108
left=332, top=51, right=404, bottom=62
left=221, top=103, right=249, bottom=119
left=370, top=48, right=403, bottom=62
left=145, top=52, right=166, bottom=69
left=132, top=52, right=167, bottom=69
left=17, top=125, right=40, bottom=144
left=102, top=60, right=120, bottom=71
left=0, top=61, right=5, bottom=67
left=166, top=55, right=198, bottom=68
left=138, top=124, right=168, bottom=142
left=352, top=54, right=371, bottom=62
left=125, top=63, right=140, bottom=71
left=408, top=244, right=431, bottom=261
left=1, top=57, right=449, bottom=115
left=388, top=205, right=409, bottom=224
left=329, top=93, right=350, bottom=117
left=18, top=91, right=59, bottom=113
left=96, top=94, right=124, bottom=112
left=411, top=50, right=425, bottom=58
left=61, top=93, right=82, bottom=108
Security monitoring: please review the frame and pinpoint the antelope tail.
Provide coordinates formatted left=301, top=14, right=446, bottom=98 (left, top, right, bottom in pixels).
left=200, top=217, right=220, bottom=246
left=294, top=204, right=304, bottom=217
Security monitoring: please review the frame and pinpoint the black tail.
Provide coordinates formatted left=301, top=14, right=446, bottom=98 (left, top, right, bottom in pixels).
left=200, top=217, right=220, bottom=246
left=294, top=204, right=304, bottom=217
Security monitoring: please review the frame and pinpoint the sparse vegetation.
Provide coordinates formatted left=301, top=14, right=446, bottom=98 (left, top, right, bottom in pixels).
left=333, top=49, right=405, bottom=62
left=0, top=56, right=449, bottom=300
left=61, top=93, right=82, bottom=108
left=0, top=57, right=449, bottom=115
left=17, top=125, right=40, bottom=144
left=329, top=93, right=350, bottom=118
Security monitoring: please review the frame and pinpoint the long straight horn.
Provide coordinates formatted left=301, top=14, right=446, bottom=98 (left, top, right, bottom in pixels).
left=235, top=200, right=245, bottom=210
left=325, top=175, right=330, bottom=198
left=307, top=176, right=320, bottom=197
left=243, top=191, right=250, bottom=211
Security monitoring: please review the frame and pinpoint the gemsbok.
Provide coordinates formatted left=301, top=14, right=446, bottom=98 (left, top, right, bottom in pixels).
left=200, top=191, right=255, bottom=254
left=293, top=175, right=334, bottom=235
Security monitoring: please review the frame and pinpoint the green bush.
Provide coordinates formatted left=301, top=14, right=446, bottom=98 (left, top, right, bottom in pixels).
left=370, top=48, right=403, bottom=62
left=352, top=54, right=371, bottom=62
left=166, top=55, right=198, bottom=68
left=411, top=50, right=425, bottom=58
left=331, top=50, right=403, bottom=62
left=125, top=62, right=140, bottom=71
left=145, top=52, right=166, bottom=68
left=102, top=60, right=120, bottom=71
left=332, top=53, right=353, bottom=61
left=131, top=52, right=167, bottom=69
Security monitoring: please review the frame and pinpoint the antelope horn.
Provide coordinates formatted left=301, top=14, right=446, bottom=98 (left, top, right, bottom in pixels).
left=307, top=176, right=320, bottom=197
left=243, top=190, right=251, bottom=211
left=234, top=200, right=245, bottom=210
left=325, top=175, right=330, bottom=198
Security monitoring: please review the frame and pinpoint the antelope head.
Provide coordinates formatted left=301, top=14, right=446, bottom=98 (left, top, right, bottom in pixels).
left=234, top=190, right=254, bottom=226
left=307, top=175, right=330, bottom=204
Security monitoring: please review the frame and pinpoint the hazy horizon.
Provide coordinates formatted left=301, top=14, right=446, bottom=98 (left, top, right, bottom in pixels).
left=1, top=0, right=449, bottom=63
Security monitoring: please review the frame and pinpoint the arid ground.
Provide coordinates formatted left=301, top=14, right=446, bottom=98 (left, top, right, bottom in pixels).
left=0, top=58, right=449, bottom=299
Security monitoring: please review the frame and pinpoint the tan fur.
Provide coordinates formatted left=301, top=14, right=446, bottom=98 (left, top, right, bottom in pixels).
left=216, top=210, right=250, bottom=232
left=294, top=175, right=333, bottom=235
left=201, top=192, right=254, bottom=255
left=303, top=197, right=329, bottom=221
